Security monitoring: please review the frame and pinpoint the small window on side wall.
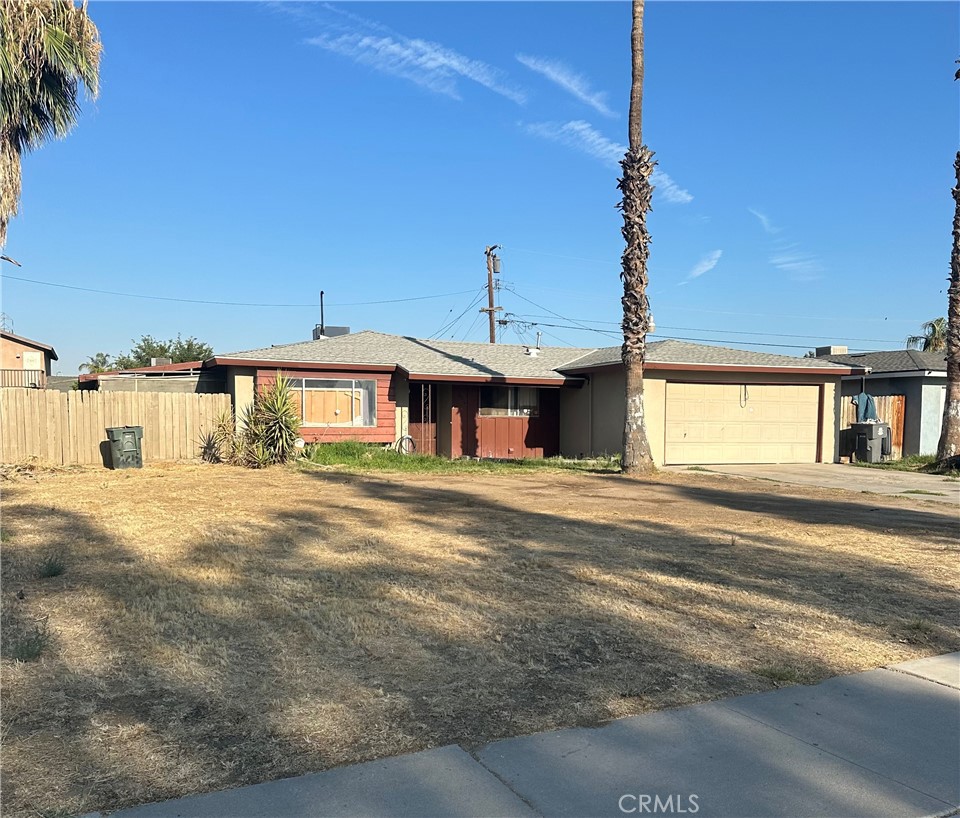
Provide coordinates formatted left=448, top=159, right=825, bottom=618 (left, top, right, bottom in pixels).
left=479, top=386, right=539, bottom=417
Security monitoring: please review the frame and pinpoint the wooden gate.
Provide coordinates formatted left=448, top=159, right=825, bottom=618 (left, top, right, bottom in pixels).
left=408, top=383, right=437, bottom=455
left=841, top=394, right=905, bottom=459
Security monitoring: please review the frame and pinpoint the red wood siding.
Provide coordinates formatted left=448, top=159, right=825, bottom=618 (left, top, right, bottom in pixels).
left=256, top=369, right=397, bottom=444
left=451, top=385, right=559, bottom=459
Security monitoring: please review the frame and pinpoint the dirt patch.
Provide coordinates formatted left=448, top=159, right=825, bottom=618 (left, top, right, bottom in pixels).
left=2, top=463, right=957, bottom=816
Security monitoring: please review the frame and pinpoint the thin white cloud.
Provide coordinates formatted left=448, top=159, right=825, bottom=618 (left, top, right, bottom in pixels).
left=765, top=236, right=825, bottom=281
left=651, top=169, right=694, bottom=205
left=522, top=120, right=693, bottom=204
left=770, top=248, right=824, bottom=281
left=300, top=7, right=526, bottom=105
left=516, top=54, right=616, bottom=117
left=746, top=208, right=823, bottom=281
left=688, top=249, right=723, bottom=279
left=523, top=119, right=623, bottom=165
left=748, top=207, right=780, bottom=234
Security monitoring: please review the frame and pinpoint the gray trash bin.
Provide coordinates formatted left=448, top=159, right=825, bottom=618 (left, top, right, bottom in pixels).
left=851, top=422, right=889, bottom=464
left=105, top=426, right=143, bottom=469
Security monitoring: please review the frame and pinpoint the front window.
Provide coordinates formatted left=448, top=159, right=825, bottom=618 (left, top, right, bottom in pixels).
left=287, top=378, right=377, bottom=427
left=479, top=386, right=539, bottom=417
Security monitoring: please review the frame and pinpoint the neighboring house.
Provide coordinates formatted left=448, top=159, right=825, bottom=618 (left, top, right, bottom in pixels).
left=559, top=341, right=860, bottom=465
left=816, top=346, right=947, bottom=457
left=0, top=330, right=58, bottom=388
left=78, top=361, right=225, bottom=393
left=196, top=330, right=861, bottom=466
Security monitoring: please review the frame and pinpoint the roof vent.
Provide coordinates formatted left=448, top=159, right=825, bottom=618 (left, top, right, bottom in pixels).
left=814, top=345, right=848, bottom=357
left=313, top=325, right=350, bottom=340
left=524, top=346, right=540, bottom=357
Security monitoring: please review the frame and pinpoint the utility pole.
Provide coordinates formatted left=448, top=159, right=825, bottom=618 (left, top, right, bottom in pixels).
left=481, top=245, right=502, bottom=344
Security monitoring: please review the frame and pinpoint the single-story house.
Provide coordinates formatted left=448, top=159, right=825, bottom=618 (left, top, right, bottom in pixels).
left=815, top=346, right=947, bottom=457
left=192, top=330, right=863, bottom=466
left=1, top=330, right=58, bottom=388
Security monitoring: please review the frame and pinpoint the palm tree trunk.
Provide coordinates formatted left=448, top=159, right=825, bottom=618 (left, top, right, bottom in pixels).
left=937, top=151, right=960, bottom=462
left=620, top=0, right=655, bottom=473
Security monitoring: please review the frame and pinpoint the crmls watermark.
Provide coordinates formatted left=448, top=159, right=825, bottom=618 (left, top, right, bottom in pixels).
left=619, top=793, right=700, bottom=814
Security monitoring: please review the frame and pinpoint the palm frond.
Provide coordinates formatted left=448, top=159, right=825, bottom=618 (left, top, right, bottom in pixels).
left=0, top=0, right=101, bottom=245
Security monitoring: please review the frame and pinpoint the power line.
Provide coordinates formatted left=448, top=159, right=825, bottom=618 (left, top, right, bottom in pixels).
left=501, top=285, right=604, bottom=336
left=498, top=287, right=895, bottom=352
left=510, top=313, right=903, bottom=345
left=458, top=310, right=484, bottom=342
left=429, top=288, right=486, bottom=339
left=0, top=272, right=478, bottom=309
left=526, top=320, right=891, bottom=352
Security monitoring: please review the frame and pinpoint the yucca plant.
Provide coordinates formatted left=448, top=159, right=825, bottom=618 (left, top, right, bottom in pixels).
left=202, top=376, right=302, bottom=468
left=252, top=374, right=301, bottom=464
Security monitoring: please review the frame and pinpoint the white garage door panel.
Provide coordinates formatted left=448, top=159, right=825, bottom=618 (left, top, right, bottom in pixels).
left=665, top=382, right=820, bottom=465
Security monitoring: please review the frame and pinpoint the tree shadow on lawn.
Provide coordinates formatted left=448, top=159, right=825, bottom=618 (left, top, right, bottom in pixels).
left=1, top=471, right=957, bottom=817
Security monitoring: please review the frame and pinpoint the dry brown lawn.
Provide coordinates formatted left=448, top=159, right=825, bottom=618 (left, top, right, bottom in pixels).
left=1, top=462, right=957, bottom=817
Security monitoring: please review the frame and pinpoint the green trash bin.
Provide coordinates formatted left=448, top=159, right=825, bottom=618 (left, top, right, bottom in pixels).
left=105, top=426, right=143, bottom=469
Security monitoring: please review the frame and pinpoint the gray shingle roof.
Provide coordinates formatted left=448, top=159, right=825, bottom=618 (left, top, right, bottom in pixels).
left=218, top=331, right=595, bottom=381
left=560, top=339, right=853, bottom=371
left=820, top=349, right=946, bottom=374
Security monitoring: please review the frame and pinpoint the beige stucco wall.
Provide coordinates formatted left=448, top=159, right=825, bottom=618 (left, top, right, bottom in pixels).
left=227, top=367, right=256, bottom=425
left=562, top=367, right=841, bottom=466
left=1, top=337, right=52, bottom=375
left=559, top=383, right=591, bottom=457
left=394, top=371, right=409, bottom=442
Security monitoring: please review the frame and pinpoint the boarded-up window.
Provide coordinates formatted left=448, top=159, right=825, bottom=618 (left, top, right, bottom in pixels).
left=479, top=386, right=539, bottom=417
left=287, top=379, right=377, bottom=426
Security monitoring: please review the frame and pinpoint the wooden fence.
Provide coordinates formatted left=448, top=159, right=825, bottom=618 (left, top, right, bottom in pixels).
left=840, top=393, right=905, bottom=459
left=0, top=389, right=231, bottom=465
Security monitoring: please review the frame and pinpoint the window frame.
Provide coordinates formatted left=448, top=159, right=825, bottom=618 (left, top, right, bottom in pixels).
left=287, top=377, right=378, bottom=428
left=478, top=386, right=540, bottom=418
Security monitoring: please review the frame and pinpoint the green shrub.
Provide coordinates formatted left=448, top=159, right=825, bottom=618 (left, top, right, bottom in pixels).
left=202, top=374, right=302, bottom=468
left=9, top=619, right=50, bottom=662
left=36, top=552, right=66, bottom=579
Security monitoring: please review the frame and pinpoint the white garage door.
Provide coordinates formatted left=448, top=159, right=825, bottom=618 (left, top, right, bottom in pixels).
left=664, top=382, right=820, bottom=465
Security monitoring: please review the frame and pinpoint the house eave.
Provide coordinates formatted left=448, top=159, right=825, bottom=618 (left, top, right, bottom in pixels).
left=407, top=373, right=584, bottom=387
left=560, top=361, right=866, bottom=376
left=841, top=369, right=945, bottom=379
left=209, top=357, right=399, bottom=374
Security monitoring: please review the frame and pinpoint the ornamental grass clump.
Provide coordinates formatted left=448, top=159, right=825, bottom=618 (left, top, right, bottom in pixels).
left=202, top=374, right=301, bottom=468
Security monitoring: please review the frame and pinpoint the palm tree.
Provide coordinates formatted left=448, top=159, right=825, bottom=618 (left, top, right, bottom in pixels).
left=905, top=317, right=947, bottom=352
left=938, top=149, right=960, bottom=461
left=78, top=352, right=111, bottom=373
left=618, top=0, right=655, bottom=474
left=0, top=0, right=101, bottom=246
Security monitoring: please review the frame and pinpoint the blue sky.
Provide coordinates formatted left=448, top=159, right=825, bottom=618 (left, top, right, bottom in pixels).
left=3, top=1, right=957, bottom=374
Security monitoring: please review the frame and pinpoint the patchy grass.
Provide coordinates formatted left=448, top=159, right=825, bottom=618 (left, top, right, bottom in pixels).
left=3, top=618, right=50, bottom=663
left=900, top=489, right=946, bottom=496
left=905, top=618, right=934, bottom=634
left=299, top=440, right=621, bottom=474
left=2, top=463, right=957, bottom=817
left=35, top=552, right=66, bottom=579
left=853, top=454, right=960, bottom=477
left=754, top=663, right=805, bottom=686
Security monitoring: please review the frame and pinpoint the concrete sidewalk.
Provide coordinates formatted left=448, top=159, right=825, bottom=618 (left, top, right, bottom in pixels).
left=669, top=463, right=960, bottom=506
left=104, top=653, right=960, bottom=818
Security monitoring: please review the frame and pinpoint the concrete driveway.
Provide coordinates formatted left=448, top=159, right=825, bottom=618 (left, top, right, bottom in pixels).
left=673, top=463, right=960, bottom=506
